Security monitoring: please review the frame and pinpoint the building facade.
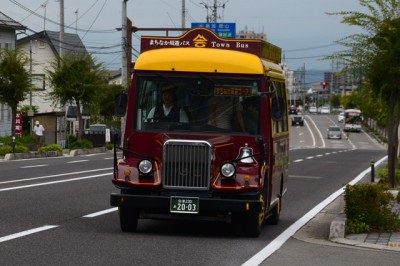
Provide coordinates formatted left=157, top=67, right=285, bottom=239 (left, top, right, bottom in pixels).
left=0, top=12, right=26, bottom=137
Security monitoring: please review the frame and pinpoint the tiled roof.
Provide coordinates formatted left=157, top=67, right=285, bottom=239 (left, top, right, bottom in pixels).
left=0, top=11, right=26, bottom=30
left=17, top=30, right=88, bottom=57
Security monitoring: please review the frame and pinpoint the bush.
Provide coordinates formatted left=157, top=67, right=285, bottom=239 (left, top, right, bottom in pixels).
left=69, top=139, right=93, bottom=150
left=344, top=183, right=400, bottom=234
left=377, top=167, right=400, bottom=184
left=38, top=144, right=63, bottom=156
left=0, top=145, right=28, bottom=156
left=0, top=135, right=36, bottom=146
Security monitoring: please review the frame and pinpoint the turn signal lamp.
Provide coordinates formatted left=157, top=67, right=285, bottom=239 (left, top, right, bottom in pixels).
left=124, top=169, right=131, bottom=181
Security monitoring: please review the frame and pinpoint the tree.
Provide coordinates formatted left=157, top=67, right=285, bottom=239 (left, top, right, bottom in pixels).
left=329, top=0, right=400, bottom=188
left=0, top=48, right=30, bottom=137
left=47, top=53, right=105, bottom=141
left=94, top=83, right=125, bottom=127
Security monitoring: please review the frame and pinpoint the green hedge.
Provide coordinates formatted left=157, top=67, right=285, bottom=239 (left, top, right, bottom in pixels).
left=344, top=183, right=400, bottom=234
left=0, top=145, right=29, bottom=156
left=38, top=144, right=63, bottom=156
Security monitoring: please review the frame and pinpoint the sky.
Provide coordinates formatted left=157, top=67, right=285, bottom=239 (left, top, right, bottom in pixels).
left=2, top=0, right=366, bottom=83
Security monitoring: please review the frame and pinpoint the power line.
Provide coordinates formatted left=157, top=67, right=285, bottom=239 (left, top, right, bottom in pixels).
left=9, top=0, right=117, bottom=33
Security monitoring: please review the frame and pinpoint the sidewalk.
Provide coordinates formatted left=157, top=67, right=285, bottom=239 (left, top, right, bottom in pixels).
left=294, top=181, right=400, bottom=252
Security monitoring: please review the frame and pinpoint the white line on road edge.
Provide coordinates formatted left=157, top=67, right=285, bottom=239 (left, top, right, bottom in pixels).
left=0, top=225, right=58, bottom=243
left=242, top=155, right=388, bottom=266
left=0, top=173, right=111, bottom=192
left=83, top=207, right=118, bottom=218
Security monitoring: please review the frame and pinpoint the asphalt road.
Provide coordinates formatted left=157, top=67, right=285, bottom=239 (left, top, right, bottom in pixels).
left=0, top=114, right=390, bottom=265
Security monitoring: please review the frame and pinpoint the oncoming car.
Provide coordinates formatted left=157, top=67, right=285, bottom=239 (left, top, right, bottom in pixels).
left=327, top=126, right=342, bottom=139
left=291, top=113, right=304, bottom=126
left=338, top=112, right=344, bottom=122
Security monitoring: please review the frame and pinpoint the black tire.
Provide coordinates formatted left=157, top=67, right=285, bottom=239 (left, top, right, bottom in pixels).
left=266, top=197, right=281, bottom=225
left=119, top=206, right=139, bottom=232
left=243, top=212, right=262, bottom=237
left=243, top=193, right=266, bottom=237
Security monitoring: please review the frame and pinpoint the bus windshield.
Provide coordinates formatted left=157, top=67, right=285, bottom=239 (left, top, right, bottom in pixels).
left=135, top=75, right=261, bottom=134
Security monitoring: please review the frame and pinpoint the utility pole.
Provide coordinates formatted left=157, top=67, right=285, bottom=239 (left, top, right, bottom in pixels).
left=120, top=0, right=129, bottom=143
left=122, top=0, right=128, bottom=86
left=201, top=0, right=228, bottom=22
left=181, top=0, right=186, bottom=28
left=59, top=0, right=64, bottom=59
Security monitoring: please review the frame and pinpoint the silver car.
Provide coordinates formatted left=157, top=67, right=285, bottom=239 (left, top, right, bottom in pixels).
left=327, top=126, right=342, bottom=139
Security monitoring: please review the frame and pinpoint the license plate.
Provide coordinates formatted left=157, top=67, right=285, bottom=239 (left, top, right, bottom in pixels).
left=170, top=197, right=199, bottom=214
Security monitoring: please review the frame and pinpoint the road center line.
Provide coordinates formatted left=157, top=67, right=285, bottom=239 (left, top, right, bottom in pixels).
left=0, top=225, right=58, bottom=243
left=0, top=168, right=112, bottom=185
left=21, top=165, right=48, bottom=168
left=67, top=160, right=89, bottom=164
left=0, top=173, right=111, bottom=192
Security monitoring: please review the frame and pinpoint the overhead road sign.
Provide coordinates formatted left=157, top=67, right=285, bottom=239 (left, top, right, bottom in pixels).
left=191, top=22, right=236, bottom=38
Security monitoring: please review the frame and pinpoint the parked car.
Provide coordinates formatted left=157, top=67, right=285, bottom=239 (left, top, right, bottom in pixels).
left=338, top=112, right=344, bottom=122
left=309, top=106, right=317, bottom=114
left=291, top=113, right=304, bottom=126
left=327, top=126, right=342, bottom=139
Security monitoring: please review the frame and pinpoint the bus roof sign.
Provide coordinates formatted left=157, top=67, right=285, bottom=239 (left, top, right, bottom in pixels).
left=140, top=28, right=282, bottom=64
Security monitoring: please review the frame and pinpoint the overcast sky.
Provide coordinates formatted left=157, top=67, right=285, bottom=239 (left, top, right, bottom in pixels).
left=2, top=0, right=366, bottom=82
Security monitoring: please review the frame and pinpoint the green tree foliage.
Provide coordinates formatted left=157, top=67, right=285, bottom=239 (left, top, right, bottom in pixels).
left=329, top=0, right=400, bottom=188
left=93, top=83, right=125, bottom=127
left=0, top=48, right=30, bottom=136
left=47, top=54, right=105, bottom=140
left=329, top=94, right=341, bottom=108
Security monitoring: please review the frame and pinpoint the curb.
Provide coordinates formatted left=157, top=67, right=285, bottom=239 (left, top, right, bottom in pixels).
left=329, top=216, right=346, bottom=239
left=4, top=147, right=109, bottom=160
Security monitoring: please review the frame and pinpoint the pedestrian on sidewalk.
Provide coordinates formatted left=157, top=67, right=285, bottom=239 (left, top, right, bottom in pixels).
left=33, top=121, right=45, bottom=147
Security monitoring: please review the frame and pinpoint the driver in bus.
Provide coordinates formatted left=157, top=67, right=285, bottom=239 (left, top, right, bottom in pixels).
left=146, top=85, right=189, bottom=123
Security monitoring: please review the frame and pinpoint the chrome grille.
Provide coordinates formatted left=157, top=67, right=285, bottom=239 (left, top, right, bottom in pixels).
left=163, top=140, right=211, bottom=190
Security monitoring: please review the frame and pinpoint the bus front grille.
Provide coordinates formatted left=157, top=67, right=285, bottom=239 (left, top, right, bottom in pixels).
left=163, top=140, right=211, bottom=190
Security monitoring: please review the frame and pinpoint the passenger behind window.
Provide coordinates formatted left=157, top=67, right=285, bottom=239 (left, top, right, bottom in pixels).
left=208, top=96, right=244, bottom=131
left=146, top=85, right=189, bottom=123
left=241, top=96, right=259, bottom=134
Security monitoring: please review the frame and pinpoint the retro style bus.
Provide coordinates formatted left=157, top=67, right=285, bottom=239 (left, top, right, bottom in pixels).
left=111, top=28, right=289, bottom=237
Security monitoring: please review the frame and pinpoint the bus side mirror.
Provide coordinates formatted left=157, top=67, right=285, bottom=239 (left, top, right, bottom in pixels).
left=271, top=96, right=285, bottom=121
left=115, top=93, right=128, bottom=117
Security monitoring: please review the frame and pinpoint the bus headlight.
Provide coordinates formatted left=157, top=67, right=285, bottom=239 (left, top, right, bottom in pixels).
left=138, top=159, right=153, bottom=174
left=221, top=162, right=236, bottom=178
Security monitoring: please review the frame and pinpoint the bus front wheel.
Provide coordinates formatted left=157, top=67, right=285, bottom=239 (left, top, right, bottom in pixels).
left=119, top=206, right=139, bottom=232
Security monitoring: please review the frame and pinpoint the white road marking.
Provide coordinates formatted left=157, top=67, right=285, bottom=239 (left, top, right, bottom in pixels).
left=293, top=159, right=303, bottom=163
left=0, top=225, right=58, bottom=243
left=21, top=165, right=48, bottom=168
left=242, top=155, right=388, bottom=266
left=0, top=173, right=111, bottom=192
left=67, top=160, right=89, bottom=164
left=289, top=175, right=322, bottom=179
left=0, top=168, right=112, bottom=185
left=83, top=207, right=118, bottom=218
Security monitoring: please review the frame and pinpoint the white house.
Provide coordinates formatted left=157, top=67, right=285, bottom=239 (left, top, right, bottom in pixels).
left=17, top=30, right=88, bottom=113
left=0, top=12, right=26, bottom=137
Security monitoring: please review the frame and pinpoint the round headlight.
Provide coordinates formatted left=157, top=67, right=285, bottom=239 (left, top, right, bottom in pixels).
left=138, top=159, right=153, bottom=174
left=221, top=162, right=235, bottom=178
